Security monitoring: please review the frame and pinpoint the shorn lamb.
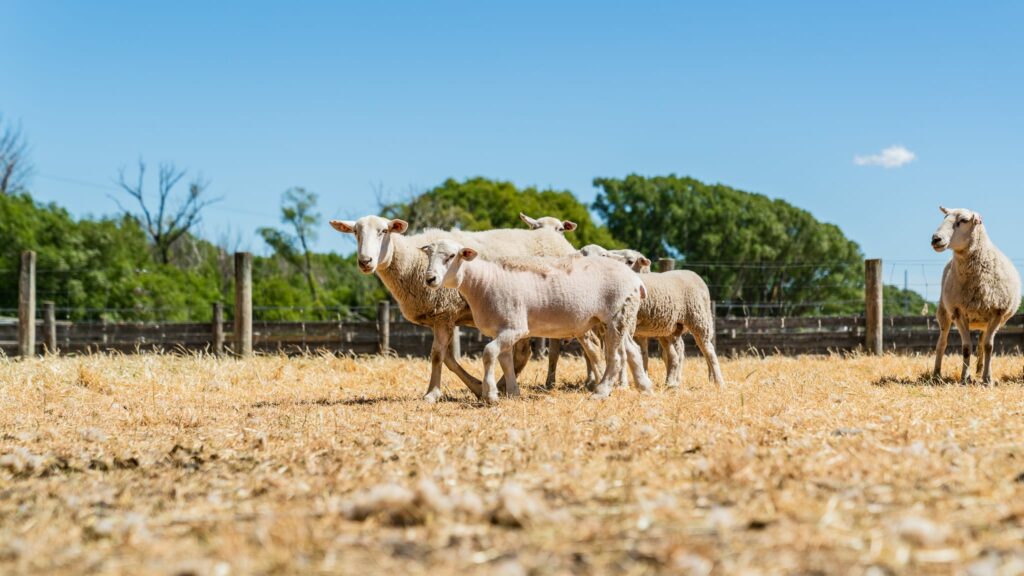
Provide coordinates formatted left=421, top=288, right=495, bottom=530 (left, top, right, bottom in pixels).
left=422, top=239, right=653, bottom=402
left=931, top=206, right=1021, bottom=384
left=330, top=216, right=576, bottom=401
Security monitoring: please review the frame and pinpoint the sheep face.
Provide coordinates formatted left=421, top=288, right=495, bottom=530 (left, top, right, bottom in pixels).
left=421, top=240, right=478, bottom=290
left=329, top=216, right=409, bottom=273
left=609, top=249, right=652, bottom=273
left=932, top=206, right=982, bottom=253
left=519, top=212, right=577, bottom=234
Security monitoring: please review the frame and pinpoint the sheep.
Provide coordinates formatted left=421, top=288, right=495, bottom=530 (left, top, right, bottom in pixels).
left=329, top=216, right=577, bottom=402
left=519, top=212, right=577, bottom=234
left=580, top=245, right=725, bottom=388
left=930, top=206, right=1021, bottom=384
left=421, top=239, right=653, bottom=402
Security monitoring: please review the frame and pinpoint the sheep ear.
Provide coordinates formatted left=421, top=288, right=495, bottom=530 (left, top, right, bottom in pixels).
left=519, top=212, right=540, bottom=229
left=973, top=212, right=983, bottom=224
left=388, top=219, right=409, bottom=234
left=460, top=248, right=478, bottom=261
left=562, top=220, right=577, bottom=232
left=330, top=220, right=356, bottom=234
left=638, top=256, right=651, bottom=267
left=939, top=206, right=950, bottom=215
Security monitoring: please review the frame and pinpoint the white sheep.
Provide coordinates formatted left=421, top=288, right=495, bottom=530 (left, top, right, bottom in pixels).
left=330, top=216, right=577, bottom=402
left=421, top=239, right=653, bottom=402
left=931, top=206, right=1021, bottom=384
left=580, top=245, right=725, bottom=388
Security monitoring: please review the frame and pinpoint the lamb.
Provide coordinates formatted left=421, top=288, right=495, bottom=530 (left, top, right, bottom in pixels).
left=580, top=245, right=725, bottom=388
left=330, top=216, right=577, bottom=402
left=421, top=239, right=653, bottom=402
left=930, top=206, right=1021, bottom=384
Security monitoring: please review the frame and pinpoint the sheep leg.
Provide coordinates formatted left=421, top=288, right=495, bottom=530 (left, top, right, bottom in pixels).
left=499, top=346, right=521, bottom=398
left=578, top=332, right=604, bottom=392
left=980, top=316, right=1002, bottom=385
left=545, top=338, right=561, bottom=387
left=932, top=305, right=951, bottom=379
left=692, top=330, right=725, bottom=388
left=661, top=336, right=683, bottom=388
left=512, top=338, right=532, bottom=376
left=592, top=323, right=623, bottom=399
left=623, top=336, right=653, bottom=393
left=481, top=339, right=504, bottom=405
left=954, top=316, right=973, bottom=385
left=430, top=325, right=483, bottom=402
left=616, top=342, right=630, bottom=388
left=582, top=329, right=603, bottom=386
left=639, top=337, right=650, bottom=372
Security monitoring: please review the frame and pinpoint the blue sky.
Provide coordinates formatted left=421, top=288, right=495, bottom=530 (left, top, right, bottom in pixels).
left=4, top=1, right=1023, bottom=299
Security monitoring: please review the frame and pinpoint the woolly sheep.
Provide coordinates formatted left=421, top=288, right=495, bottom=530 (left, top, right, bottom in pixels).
left=422, top=239, right=653, bottom=402
left=581, top=245, right=725, bottom=388
left=329, top=216, right=577, bottom=402
left=931, top=206, right=1021, bottom=384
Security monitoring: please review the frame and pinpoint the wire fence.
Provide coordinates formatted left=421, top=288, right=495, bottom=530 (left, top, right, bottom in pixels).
left=2, top=259, right=1022, bottom=323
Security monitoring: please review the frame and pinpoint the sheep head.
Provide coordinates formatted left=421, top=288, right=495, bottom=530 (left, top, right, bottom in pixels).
left=421, top=240, right=477, bottom=290
left=329, top=216, right=409, bottom=273
left=932, top=206, right=982, bottom=253
left=519, top=212, right=577, bottom=233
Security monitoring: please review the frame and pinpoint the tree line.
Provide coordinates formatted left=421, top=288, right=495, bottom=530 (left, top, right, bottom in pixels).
left=0, top=113, right=948, bottom=320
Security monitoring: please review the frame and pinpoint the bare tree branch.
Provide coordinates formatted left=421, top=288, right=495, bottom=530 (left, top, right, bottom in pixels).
left=0, top=113, right=34, bottom=194
left=114, top=158, right=221, bottom=264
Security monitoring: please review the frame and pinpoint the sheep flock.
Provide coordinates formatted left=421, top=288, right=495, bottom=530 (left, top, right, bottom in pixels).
left=330, top=206, right=1021, bottom=401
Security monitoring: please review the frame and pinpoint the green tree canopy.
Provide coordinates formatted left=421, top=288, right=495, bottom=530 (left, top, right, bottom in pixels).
left=592, top=174, right=865, bottom=316
left=380, top=177, right=619, bottom=249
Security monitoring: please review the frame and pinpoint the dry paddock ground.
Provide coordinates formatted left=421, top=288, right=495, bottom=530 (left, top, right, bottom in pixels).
left=1, top=352, right=1024, bottom=575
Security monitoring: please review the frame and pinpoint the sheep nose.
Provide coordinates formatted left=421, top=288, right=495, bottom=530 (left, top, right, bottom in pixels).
left=425, top=275, right=438, bottom=287
left=931, top=235, right=942, bottom=246
left=358, top=257, right=372, bottom=267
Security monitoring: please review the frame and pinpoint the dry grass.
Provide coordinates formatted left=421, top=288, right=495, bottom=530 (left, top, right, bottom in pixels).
left=1, top=351, right=1024, bottom=575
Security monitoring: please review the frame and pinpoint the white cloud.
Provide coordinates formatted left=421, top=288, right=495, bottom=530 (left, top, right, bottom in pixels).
left=854, top=145, right=916, bottom=168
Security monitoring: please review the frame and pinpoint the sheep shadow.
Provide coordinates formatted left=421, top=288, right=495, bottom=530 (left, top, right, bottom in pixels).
left=250, top=396, right=407, bottom=408
left=873, top=372, right=1024, bottom=387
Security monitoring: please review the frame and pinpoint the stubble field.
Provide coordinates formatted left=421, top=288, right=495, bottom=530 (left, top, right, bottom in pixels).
left=1, top=351, right=1023, bottom=575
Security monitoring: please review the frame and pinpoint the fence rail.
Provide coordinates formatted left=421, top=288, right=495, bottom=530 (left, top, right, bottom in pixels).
left=3, top=314, right=1022, bottom=358
left=6, top=251, right=1023, bottom=359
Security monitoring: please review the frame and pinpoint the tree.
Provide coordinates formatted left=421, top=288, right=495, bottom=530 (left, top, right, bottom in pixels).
left=0, top=113, right=33, bottom=194
left=593, top=174, right=865, bottom=316
left=883, top=285, right=931, bottom=316
left=379, top=177, right=620, bottom=249
left=259, top=187, right=322, bottom=304
left=114, top=159, right=219, bottom=265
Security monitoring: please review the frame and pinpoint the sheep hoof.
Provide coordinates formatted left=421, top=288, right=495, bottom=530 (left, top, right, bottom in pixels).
left=483, top=395, right=500, bottom=406
left=589, top=388, right=611, bottom=400
left=422, top=389, right=442, bottom=403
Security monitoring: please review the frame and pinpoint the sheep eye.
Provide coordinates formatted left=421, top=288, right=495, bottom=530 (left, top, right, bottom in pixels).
left=444, top=255, right=454, bottom=264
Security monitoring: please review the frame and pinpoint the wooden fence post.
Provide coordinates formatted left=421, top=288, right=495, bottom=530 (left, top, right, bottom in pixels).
left=234, top=252, right=253, bottom=357
left=451, top=326, right=461, bottom=361
left=377, top=301, right=390, bottom=354
left=657, top=258, right=675, bottom=272
left=212, top=301, right=224, bottom=355
left=43, top=301, right=56, bottom=355
left=865, top=258, right=883, bottom=355
left=18, top=251, right=35, bottom=358
left=711, top=300, right=717, bottom=346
